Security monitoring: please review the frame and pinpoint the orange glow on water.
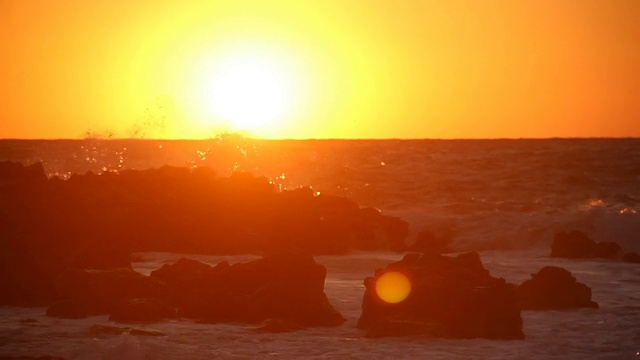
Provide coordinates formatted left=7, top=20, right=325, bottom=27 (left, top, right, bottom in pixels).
left=375, top=271, right=411, bottom=304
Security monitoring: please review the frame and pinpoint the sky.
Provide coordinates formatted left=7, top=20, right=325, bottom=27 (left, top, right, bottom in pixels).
left=1, top=0, right=639, bottom=139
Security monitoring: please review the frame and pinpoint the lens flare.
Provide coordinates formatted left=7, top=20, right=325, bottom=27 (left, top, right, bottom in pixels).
left=375, top=271, right=411, bottom=304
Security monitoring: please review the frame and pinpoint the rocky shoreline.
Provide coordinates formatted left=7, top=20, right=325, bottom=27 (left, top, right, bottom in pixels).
left=1, top=160, right=629, bottom=343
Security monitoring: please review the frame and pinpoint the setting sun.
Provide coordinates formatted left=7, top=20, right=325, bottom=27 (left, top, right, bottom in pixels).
left=209, top=61, right=287, bottom=132
left=184, top=45, right=301, bottom=137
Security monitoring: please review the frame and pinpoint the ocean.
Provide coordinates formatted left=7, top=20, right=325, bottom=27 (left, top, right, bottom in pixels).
left=1, top=138, right=639, bottom=359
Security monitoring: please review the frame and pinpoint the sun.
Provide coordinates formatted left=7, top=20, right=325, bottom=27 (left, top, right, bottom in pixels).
left=185, top=47, right=298, bottom=136
left=210, top=61, right=287, bottom=132
left=182, top=42, right=309, bottom=138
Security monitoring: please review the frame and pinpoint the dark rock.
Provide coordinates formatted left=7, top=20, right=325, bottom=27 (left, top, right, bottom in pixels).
left=150, top=258, right=222, bottom=312
left=265, top=190, right=409, bottom=254
left=550, top=230, right=597, bottom=258
left=593, top=241, right=622, bottom=258
left=622, top=252, right=640, bottom=263
left=54, top=268, right=166, bottom=315
left=150, top=257, right=214, bottom=289
left=408, top=229, right=454, bottom=254
left=551, top=230, right=621, bottom=259
left=109, top=298, right=177, bottom=323
left=357, top=252, right=524, bottom=339
left=1, top=164, right=411, bottom=306
left=155, top=254, right=345, bottom=328
left=0, top=240, right=131, bottom=307
left=0, top=259, right=57, bottom=306
left=0, top=161, right=47, bottom=185
left=230, top=254, right=344, bottom=326
left=46, top=299, right=87, bottom=319
left=517, top=266, right=598, bottom=310
left=376, top=214, right=409, bottom=252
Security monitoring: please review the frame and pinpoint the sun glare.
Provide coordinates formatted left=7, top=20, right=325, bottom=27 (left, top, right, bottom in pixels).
left=211, top=61, right=286, bottom=131
left=375, top=271, right=411, bottom=304
left=186, top=46, right=298, bottom=137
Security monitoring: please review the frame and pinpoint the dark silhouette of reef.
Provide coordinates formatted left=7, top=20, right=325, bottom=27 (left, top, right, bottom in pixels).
left=52, top=267, right=166, bottom=318
left=0, top=161, right=408, bottom=307
left=551, top=230, right=621, bottom=259
left=357, top=252, right=524, bottom=339
left=150, top=254, right=345, bottom=327
left=517, top=266, right=598, bottom=310
left=622, top=251, right=640, bottom=263
left=551, top=229, right=640, bottom=264
left=407, top=229, right=454, bottom=254
left=45, top=254, right=344, bottom=329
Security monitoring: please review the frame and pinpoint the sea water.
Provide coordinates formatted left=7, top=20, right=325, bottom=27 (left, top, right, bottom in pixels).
left=1, top=138, right=639, bottom=359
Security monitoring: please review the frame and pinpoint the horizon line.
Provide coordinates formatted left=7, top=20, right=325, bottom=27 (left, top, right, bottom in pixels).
left=1, top=136, right=639, bottom=142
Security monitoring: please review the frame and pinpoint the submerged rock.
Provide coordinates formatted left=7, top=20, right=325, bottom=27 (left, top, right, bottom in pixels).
left=357, top=252, right=524, bottom=339
left=517, top=266, right=598, bottom=310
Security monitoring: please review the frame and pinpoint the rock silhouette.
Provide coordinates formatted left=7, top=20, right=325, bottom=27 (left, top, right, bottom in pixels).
left=408, top=229, right=454, bottom=254
left=357, top=252, right=524, bottom=339
left=517, top=266, right=599, bottom=310
left=0, top=161, right=408, bottom=306
left=42, top=254, right=345, bottom=332
left=52, top=268, right=166, bottom=316
left=551, top=230, right=621, bottom=259
left=150, top=254, right=346, bottom=327
left=45, top=254, right=345, bottom=329
left=622, top=252, right=640, bottom=263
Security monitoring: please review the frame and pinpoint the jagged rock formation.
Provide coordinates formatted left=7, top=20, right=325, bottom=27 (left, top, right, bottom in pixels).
left=46, top=254, right=345, bottom=329
left=357, top=252, right=524, bottom=339
left=150, top=254, right=345, bottom=327
left=551, top=230, right=621, bottom=259
left=0, top=161, right=408, bottom=306
left=517, top=266, right=599, bottom=310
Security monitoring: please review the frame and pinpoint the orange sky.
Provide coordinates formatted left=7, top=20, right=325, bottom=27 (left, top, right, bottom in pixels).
left=1, top=0, right=639, bottom=139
